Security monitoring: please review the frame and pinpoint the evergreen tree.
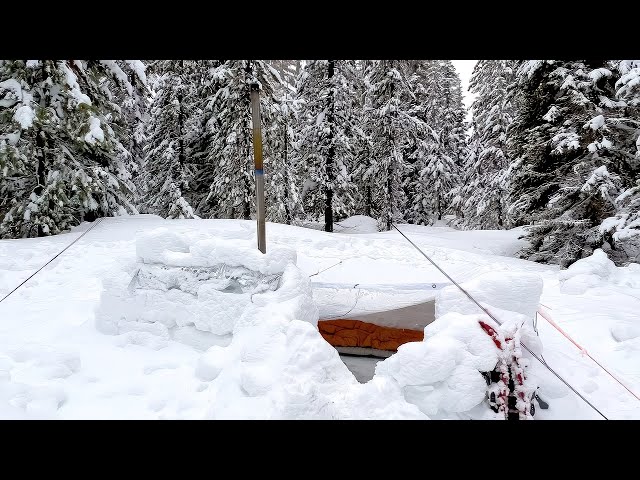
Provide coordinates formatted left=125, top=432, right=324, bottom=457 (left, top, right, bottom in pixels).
left=294, top=60, right=361, bottom=231
left=265, top=90, right=301, bottom=225
left=596, top=60, right=640, bottom=262
left=365, top=60, right=431, bottom=230
left=141, top=60, right=200, bottom=219
left=508, top=60, right=640, bottom=266
left=0, top=60, right=136, bottom=238
left=120, top=61, right=149, bottom=182
left=406, top=61, right=465, bottom=225
left=347, top=60, right=371, bottom=218
left=198, top=60, right=279, bottom=220
left=459, top=60, right=516, bottom=229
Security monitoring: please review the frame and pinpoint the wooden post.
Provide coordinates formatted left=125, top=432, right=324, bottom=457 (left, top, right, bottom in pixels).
left=250, top=82, right=266, bottom=254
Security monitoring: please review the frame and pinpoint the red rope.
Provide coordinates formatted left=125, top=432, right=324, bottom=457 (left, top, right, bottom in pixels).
left=536, top=306, right=640, bottom=402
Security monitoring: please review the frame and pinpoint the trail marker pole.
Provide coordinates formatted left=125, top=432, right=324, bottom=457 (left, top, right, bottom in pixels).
left=251, top=82, right=266, bottom=254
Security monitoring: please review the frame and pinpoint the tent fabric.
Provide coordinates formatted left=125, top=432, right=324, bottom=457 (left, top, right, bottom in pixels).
left=318, top=319, right=424, bottom=351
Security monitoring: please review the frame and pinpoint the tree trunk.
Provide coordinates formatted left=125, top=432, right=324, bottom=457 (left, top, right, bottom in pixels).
left=386, top=62, right=395, bottom=232
left=35, top=130, right=47, bottom=237
left=178, top=60, right=185, bottom=191
left=283, top=120, right=291, bottom=225
left=324, top=60, right=335, bottom=233
left=365, top=183, right=371, bottom=217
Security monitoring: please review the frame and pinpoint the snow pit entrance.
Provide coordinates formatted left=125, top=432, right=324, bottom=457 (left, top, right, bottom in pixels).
left=312, top=284, right=441, bottom=382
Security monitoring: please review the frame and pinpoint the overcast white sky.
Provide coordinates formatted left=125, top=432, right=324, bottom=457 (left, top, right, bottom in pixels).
left=452, top=60, right=478, bottom=122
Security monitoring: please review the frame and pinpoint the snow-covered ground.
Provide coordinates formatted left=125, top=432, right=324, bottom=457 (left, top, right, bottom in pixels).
left=0, top=215, right=638, bottom=419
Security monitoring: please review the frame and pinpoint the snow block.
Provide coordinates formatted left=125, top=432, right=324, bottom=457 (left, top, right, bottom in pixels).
left=96, top=231, right=303, bottom=339
left=436, top=271, right=543, bottom=321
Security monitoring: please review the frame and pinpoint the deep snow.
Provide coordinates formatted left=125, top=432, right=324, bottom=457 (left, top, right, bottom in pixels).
left=0, top=215, right=638, bottom=419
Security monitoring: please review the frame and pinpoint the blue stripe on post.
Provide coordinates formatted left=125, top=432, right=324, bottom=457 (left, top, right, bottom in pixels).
left=255, top=169, right=264, bottom=175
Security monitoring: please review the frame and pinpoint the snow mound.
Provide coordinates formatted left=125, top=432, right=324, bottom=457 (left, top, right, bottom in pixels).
left=334, top=215, right=379, bottom=234
left=197, top=312, right=424, bottom=419
left=557, top=249, right=638, bottom=294
left=375, top=313, right=500, bottom=416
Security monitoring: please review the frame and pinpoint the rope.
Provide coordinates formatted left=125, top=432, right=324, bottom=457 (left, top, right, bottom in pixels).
left=0, top=218, right=105, bottom=305
left=308, top=260, right=342, bottom=278
left=391, top=222, right=609, bottom=420
left=537, top=307, right=640, bottom=402
left=322, top=284, right=364, bottom=320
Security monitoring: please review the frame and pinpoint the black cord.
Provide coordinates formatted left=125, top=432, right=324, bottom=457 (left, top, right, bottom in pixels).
left=0, top=218, right=105, bottom=305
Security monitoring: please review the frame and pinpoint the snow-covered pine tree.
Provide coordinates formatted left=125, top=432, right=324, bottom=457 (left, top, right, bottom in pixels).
left=267, top=60, right=300, bottom=96
left=595, top=60, right=640, bottom=263
left=405, top=61, right=465, bottom=225
left=141, top=60, right=201, bottom=219
left=198, top=60, right=279, bottom=220
left=459, top=60, right=516, bottom=229
left=265, top=89, right=301, bottom=225
left=364, top=60, right=417, bottom=230
left=0, top=60, right=137, bottom=238
left=348, top=60, right=372, bottom=218
left=402, top=60, right=433, bottom=225
left=119, top=61, right=149, bottom=182
left=294, top=60, right=362, bottom=231
left=508, top=60, right=640, bottom=266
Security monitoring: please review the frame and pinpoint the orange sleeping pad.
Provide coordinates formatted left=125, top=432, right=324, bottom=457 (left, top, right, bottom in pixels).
left=318, top=319, right=424, bottom=351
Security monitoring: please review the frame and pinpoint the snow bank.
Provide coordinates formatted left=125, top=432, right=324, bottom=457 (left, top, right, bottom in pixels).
left=196, top=301, right=424, bottom=419
left=334, top=215, right=379, bottom=234
left=558, top=248, right=640, bottom=294
left=136, top=227, right=296, bottom=275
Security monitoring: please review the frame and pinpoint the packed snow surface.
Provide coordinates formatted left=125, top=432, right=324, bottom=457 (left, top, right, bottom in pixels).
left=0, top=215, right=638, bottom=419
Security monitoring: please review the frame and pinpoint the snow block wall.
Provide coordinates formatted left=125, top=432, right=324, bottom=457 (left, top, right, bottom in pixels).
left=94, top=227, right=427, bottom=419
left=95, top=227, right=309, bottom=343
left=375, top=271, right=544, bottom=418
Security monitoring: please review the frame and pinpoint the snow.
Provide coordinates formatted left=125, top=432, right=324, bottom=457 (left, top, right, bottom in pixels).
left=376, top=312, right=501, bottom=416
left=100, top=60, right=132, bottom=95
left=558, top=248, right=639, bottom=294
left=84, top=116, right=104, bottom=144
left=0, top=78, right=22, bottom=97
left=60, top=62, right=91, bottom=106
left=333, top=215, right=379, bottom=233
left=124, top=60, right=147, bottom=86
left=585, top=114, right=605, bottom=130
left=0, top=215, right=639, bottom=419
left=13, top=105, right=34, bottom=129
